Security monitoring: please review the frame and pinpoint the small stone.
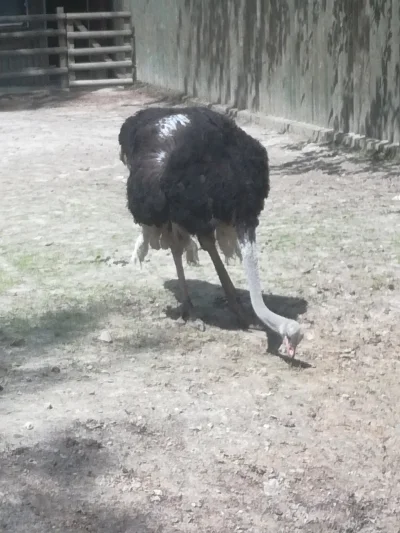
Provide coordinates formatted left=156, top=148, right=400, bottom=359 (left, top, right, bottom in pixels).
left=153, top=489, right=163, bottom=496
left=191, top=319, right=206, bottom=332
left=51, top=366, right=61, bottom=374
left=283, top=420, right=296, bottom=428
left=10, top=338, right=25, bottom=347
left=150, top=496, right=161, bottom=503
left=87, top=365, right=93, bottom=370
left=98, top=330, right=113, bottom=343
left=263, top=478, right=280, bottom=494
left=45, top=403, right=53, bottom=410
left=24, top=422, right=34, bottom=430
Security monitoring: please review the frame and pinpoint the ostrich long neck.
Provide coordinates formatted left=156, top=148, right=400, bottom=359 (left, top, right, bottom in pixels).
left=238, top=228, right=289, bottom=335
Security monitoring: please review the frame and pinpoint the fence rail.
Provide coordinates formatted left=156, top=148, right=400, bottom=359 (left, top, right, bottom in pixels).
left=0, top=8, right=135, bottom=89
left=0, top=67, right=67, bottom=81
left=0, top=29, right=64, bottom=39
left=0, top=13, right=64, bottom=23
left=69, top=45, right=131, bottom=56
left=66, top=12, right=131, bottom=20
left=67, top=29, right=132, bottom=39
left=0, top=47, right=68, bottom=57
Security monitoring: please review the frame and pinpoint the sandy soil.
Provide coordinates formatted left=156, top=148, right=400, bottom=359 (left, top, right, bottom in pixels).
left=1, top=86, right=400, bottom=533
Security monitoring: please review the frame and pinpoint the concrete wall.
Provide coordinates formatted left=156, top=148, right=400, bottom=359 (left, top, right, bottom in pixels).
left=129, top=0, right=400, bottom=144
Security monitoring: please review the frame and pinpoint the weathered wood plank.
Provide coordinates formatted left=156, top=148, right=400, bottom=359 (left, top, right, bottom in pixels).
left=70, top=60, right=132, bottom=71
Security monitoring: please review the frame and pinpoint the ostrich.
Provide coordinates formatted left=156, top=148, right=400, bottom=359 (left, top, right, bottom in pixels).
left=118, top=106, right=303, bottom=357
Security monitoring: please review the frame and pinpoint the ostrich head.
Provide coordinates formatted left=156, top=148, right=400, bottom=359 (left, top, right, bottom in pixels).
left=280, top=319, right=303, bottom=358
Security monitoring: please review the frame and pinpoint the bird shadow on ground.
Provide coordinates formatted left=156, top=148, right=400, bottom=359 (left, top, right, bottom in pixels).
left=163, top=279, right=311, bottom=368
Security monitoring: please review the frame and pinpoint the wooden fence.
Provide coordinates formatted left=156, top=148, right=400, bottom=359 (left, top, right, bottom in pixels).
left=0, top=8, right=135, bottom=89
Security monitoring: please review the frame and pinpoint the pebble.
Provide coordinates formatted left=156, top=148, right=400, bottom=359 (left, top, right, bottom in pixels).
left=263, top=478, right=280, bottom=494
left=24, top=422, right=34, bottom=430
left=283, top=420, right=296, bottom=428
left=99, top=330, right=113, bottom=343
left=45, top=403, right=53, bottom=410
left=51, top=366, right=61, bottom=374
left=190, top=319, right=206, bottom=332
left=10, top=338, right=25, bottom=347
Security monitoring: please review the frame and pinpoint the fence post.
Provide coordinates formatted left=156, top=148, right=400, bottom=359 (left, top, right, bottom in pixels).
left=131, top=22, right=136, bottom=82
left=66, top=17, right=76, bottom=87
left=56, top=6, right=68, bottom=90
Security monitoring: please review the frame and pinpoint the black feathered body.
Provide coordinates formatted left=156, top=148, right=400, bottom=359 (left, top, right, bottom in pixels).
left=119, top=107, right=269, bottom=238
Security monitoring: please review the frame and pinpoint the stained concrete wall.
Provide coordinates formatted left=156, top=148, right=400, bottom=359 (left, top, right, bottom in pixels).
left=130, top=0, right=400, bottom=144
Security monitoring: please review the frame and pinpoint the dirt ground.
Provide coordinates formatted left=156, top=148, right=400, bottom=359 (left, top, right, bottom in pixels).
left=0, top=86, right=400, bottom=533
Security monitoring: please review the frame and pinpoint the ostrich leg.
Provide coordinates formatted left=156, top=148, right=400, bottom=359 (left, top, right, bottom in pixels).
left=198, top=234, right=248, bottom=328
left=170, top=243, right=193, bottom=319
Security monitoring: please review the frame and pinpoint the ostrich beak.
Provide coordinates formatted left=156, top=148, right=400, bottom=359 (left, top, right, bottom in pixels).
left=283, top=336, right=296, bottom=358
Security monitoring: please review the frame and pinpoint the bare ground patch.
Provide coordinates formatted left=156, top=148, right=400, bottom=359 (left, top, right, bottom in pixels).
left=0, top=87, right=399, bottom=532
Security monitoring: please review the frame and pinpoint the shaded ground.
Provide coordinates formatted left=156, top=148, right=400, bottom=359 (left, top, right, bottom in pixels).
left=0, top=86, right=399, bottom=533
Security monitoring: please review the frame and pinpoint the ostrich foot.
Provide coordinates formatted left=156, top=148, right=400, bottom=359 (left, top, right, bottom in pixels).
left=185, top=239, right=199, bottom=266
left=229, top=300, right=249, bottom=330
left=131, top=233, right=149, bottom=268
left=180, top=298, right=194, bottom=321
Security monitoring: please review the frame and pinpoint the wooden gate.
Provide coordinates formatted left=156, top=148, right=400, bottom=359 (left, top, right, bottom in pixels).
left=0, top=7, right=135, bottom=90
left=65, top=10, right=134, bottom=88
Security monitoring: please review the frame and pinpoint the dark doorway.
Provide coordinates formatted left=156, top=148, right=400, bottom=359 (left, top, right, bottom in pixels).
left=46, top=0, right=112, bottom=14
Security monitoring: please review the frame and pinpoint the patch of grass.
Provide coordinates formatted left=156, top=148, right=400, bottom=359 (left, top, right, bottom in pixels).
left=13, top=253, right=37, bottom=271
left=11, top=250, right=65, bottom=277
left=0, top=284, right=132, bottom=350
left=391, top=234, right=400, bottom=260
left=0, top=270, right=18, bottom=294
